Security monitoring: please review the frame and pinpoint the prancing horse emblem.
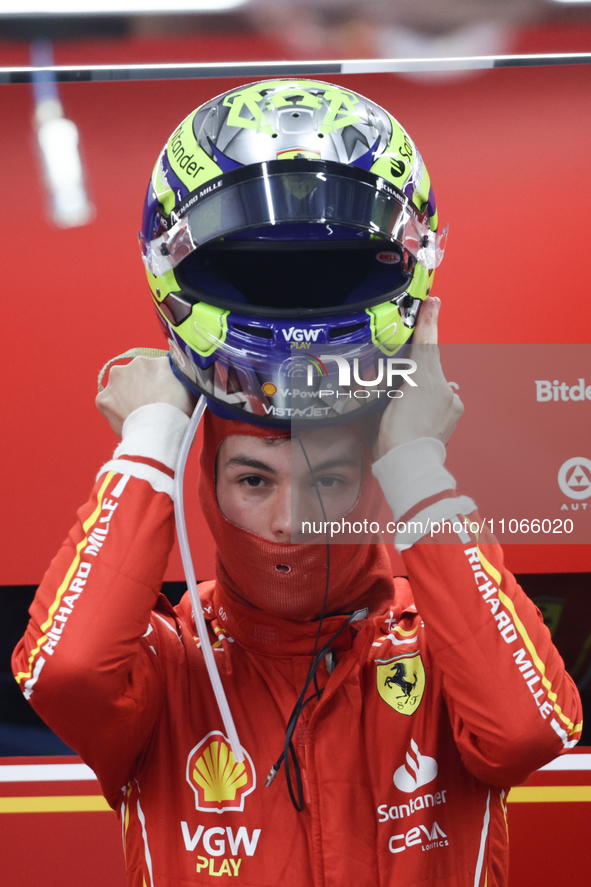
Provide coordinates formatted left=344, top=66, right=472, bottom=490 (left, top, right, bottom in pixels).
left=385, top=662, right=418, bottom=697
left=376, top=653, right=426, bottom=716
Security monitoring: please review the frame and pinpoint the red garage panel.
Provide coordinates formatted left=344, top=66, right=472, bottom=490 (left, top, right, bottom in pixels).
left=2, top=61, right=591, bottom=583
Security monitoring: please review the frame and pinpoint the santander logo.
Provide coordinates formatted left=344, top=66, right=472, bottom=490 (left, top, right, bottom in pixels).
left=393, top=739, right=438, bottom=793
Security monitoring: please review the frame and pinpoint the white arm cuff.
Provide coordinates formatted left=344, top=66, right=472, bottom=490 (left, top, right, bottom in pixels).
left=371, top=437, right=457, bottom=521
left=115, top=402, right=190, bottom=469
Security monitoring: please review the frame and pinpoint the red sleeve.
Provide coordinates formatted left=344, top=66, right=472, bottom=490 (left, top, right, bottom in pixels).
left=11, top=470, right=175, bottom=805
left=402, top=515, right=583, bottom=787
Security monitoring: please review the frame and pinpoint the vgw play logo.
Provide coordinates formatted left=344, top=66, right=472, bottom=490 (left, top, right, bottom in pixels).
left=282, top=327, right=321, bottom=349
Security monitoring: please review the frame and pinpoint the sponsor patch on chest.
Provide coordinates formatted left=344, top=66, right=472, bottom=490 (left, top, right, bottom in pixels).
left=186, top=731, right=256, bottom=813
left=375, top=653, right=426, bottom=715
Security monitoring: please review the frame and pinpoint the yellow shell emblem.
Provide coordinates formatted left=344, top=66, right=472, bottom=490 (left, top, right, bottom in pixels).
left=376, top=653, right=426, bottom=716
left=186, top=732, right=256, bottom=813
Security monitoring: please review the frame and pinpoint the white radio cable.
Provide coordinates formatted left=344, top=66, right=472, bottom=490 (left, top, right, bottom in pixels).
left=173, top=396, right=244, bottom=763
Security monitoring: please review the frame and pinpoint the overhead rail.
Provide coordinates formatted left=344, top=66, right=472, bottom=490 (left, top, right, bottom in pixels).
left=2, top=52, right=591, bottom=84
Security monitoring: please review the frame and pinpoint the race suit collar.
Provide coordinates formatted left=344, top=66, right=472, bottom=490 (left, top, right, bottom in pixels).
left=172, top=576, right=415, bottom=657
left=211, top=579, right=369, bottom=657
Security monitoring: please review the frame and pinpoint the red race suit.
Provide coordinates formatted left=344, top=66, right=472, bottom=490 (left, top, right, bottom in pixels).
left=12, top=405, right=583, bottom=887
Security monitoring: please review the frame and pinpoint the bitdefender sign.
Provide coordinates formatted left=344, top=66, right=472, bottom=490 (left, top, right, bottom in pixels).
left=535, top=379, right=591, bottom=402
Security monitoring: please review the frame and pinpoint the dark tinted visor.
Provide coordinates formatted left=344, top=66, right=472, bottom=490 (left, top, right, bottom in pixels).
left=175, top=240, right=410, bottom=315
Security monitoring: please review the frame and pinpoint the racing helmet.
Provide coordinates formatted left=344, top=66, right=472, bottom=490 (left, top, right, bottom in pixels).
left=139, top=79, right=447, bottom=426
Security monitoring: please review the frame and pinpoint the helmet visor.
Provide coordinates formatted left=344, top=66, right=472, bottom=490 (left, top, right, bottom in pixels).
left=140, top=160, right=445, bottom=277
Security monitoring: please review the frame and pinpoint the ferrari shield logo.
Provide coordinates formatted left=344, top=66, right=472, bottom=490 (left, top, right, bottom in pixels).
left=277, top=147, right=321, bottom=161
left=376, top=653, right=426, bottom=716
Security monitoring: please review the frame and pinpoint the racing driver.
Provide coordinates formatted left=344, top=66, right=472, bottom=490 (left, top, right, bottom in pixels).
left=13, top=80, right=582, bottom=887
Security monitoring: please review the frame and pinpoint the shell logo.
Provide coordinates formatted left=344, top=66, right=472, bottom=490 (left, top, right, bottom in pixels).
left=186, top=731, right=256, bottom=813
left=262, top=382, right=277, bottom=396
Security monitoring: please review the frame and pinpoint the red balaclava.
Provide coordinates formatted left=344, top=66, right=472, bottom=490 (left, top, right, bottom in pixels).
left=199, top=410, right=395, bottom=622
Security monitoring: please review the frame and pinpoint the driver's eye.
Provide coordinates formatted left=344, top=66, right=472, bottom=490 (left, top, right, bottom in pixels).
left=319, top=476, right=338, bottom=488
left=245, top=476, right=264, bottom=487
